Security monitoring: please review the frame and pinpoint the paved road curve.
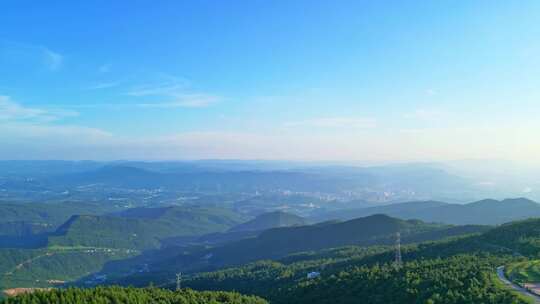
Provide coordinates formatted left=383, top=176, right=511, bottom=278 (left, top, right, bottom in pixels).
left=497, top=266, right=540, bottom=303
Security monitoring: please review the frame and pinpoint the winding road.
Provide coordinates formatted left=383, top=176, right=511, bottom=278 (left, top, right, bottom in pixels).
left=497, top=266, right=540, bottom=303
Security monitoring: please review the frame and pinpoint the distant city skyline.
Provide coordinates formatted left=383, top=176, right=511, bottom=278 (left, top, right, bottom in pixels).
left=1, top=1, right=540, bottom=163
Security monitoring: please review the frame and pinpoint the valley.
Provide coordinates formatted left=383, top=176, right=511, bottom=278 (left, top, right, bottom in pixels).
left=2, top=161, right=540, bottom=303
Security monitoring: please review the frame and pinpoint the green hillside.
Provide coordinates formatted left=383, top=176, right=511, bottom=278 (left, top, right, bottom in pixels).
left=127, top=215, right=540, bottom=304
left=0, top=206, right=249, bottom=293
left=505, top=260, right=540, bottom=284
left=0, top=201, right=125, bottom=235
left=0, top=247, right=135, bottom=294
left=49, top=206, right=247, bottom=250
left=0, top=249, right=46, bottom=275
left=481, top=217, right=540, bottom=257
left=179, top=240, right=529, bottom=304
left=1, top=287, right=267, bottom=304
left=200, top=214, right=481, bottom=265
left=275, top=255, right=526, bottom=304
left=116, top=206, right=246, bottom=230
left=48, top=215, right=164, bottom=250
left=228, top=211, right=307, bottom=232
left=180, top=229, right=534, bottom=304
left=120, top=214, right=487, bottom=280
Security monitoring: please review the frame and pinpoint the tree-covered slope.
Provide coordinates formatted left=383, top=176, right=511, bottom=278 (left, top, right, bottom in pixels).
left=178, top=240, right=529, bottom=304
left=0, top=201, right=124, bottom=236
left=200, top=214, right=481, bottom=265
left=0, top=201, right=130, bottom=248
left=1, top=287, right=267, bottom=304
left=180, top=232, right=532, bottom=304
left=274, top=255, right=526, bottom=304
left=48, top=215, right=162, bottom=250
left=120, top=215, right=487, bottom=280
left=116, top=206, right=246, bottom=230
left=48, top=206, right=247, bottom=250
left=481, top=217, right=540, bottom=257
left=147, top=216, right=540, bottom=304
left=228, top=211, right=307, bottom=232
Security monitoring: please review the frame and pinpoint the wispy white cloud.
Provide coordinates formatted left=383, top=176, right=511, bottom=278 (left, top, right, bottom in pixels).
left=127, top=78, right=190, bottom=97
left=284, top=117, right=377, bottom=129
left=85, top=81, right=122, bottom=90
left=0, top=122, right=111, bottom=139
left=0, top=95, right=48, bottom=121
left=0, top=41, right=63, bottom=71
left=0, top=95, right=77, bottom=122
left=137, top=93, right=221, bottom=108
left=42, top=48, right=63, bottom=71
left=0, top=96, right=108, bottom=159
left=127, top=76, right=220, bottom=108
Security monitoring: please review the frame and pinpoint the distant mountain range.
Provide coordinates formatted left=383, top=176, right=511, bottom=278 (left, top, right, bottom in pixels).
left=316, top=198, right=540, bottom=225
left=0, top=161, right=495, bottom=202
left=50, top=165, right=356, bottom=193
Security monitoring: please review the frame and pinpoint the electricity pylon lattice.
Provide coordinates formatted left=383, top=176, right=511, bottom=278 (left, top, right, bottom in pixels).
left=394, top=232, right=402, bottom=268
left=176, top=272, right=182, bottom=291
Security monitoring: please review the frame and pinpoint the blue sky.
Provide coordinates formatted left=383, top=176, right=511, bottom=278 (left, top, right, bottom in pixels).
left=1, top=1, right=540, bottom=162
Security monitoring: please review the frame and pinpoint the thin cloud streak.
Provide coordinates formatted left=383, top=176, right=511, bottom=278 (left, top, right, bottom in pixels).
left=0, top=95, right=78, bottom=122
left=85, top=81, right=122, bottom=90
left=284, top=117, right=377, bottom=129
left=0, top=40, right=63, bottom=71
left=126, top=78, right=190, bottom=97
left=137, top=94, right=221, bottom=108
left=42, top=48, right=63, bottom=70
left=127, top=76, right=221, bottom=108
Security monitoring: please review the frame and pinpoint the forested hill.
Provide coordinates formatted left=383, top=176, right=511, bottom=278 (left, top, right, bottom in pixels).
left=0, top=287, right=267, bottom=304
left=481, top=217, right=540, bottom=257
left=204, top=214, right=486, bottom=264
left=317, top=198, right=540, bottom=225
left=187, top=253, right=526, bottom=304
left=228, top=211, right=307, bottom=232
left=178, top=217, right=540, bottom=304
left=142, top=214, right=488, bottom=274
left=48, top=206, right=247, bottom=250
left=0, top=202, right=124, bottom=236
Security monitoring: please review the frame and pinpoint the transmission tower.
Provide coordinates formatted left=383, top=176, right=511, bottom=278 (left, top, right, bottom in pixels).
left=394, top=232, right=402, bottom=268
left=176, top=272, right=182, bottom=291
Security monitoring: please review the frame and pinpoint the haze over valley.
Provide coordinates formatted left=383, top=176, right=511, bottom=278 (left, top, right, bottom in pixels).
left=1, top=160, right=540, bottom=303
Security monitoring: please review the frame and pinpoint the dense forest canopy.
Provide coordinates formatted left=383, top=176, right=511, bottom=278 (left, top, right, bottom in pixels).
left=0, top=287, right=267, bottom=304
